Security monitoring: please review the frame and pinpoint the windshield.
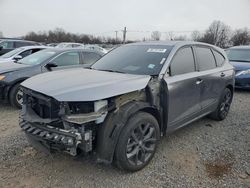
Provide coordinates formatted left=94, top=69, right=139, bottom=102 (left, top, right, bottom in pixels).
left=1, top=48, right=25, bottom=58
left=18, top=49, right=56, bottom=65
left=91, top=44, right=173, bottom=75
left=226, top=49, right=250, bottom=63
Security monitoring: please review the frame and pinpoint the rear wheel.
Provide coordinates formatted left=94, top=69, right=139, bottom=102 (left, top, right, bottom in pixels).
left=209, top=88, right=233, bottom=121
left=9, top=83, right=23, bottom=109
left=115, top=112, right=160, bottom=172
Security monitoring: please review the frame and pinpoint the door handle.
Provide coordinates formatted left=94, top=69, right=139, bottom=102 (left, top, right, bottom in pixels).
left=220, top=72, right=225, bottom=77
left=196, top=79, right=203, bottom=85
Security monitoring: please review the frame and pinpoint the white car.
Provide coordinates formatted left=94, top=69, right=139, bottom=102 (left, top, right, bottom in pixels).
left=56, top=42, right=85, bottom=48
left=0, top=46, right=49, bottom=63
left=84, top=45, right=108, bottom=54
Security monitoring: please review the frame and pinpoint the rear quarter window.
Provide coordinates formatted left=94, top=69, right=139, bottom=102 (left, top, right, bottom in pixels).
left=213, top=50, right=225, bottom=66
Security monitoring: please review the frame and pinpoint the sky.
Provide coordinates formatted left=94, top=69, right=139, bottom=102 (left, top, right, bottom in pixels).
left=0, top=0, right=250, bottom=40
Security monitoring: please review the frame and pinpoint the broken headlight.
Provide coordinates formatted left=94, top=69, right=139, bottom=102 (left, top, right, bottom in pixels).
left=63, top=100, right=108, bottom=124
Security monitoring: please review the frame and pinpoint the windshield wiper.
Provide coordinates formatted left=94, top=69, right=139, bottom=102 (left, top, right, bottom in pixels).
left=98, top=69, right=125, bottom=74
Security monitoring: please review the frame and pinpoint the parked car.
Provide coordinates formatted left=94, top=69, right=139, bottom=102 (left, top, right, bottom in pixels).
left=56, top=42, right=85, bottom=48
left=226, top=45, right=250, bottom=89
left=0, top=46, right=49, bottom=63
left=46, top=43, right=58, bottom=47
left=0, top=39, right=40, bottom=55
left=20, top=41, right=234, bottom=171
left=0, top=48, right=104, bottom=108
left=85, top=44, right=108, bottom=54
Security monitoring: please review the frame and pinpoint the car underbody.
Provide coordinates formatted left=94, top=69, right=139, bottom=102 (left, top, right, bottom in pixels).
left=20, top=77, right=165, bottom=163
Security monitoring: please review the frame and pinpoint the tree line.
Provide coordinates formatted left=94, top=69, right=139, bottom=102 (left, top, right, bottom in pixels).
left=2, top=20, right=248, bottom=47
left=22, top=28, right=122, bottom=45
left=151, top=20, right=250, bottom=48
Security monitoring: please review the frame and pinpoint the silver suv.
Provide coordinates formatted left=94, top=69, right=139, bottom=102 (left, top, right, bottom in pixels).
left=20, top=41, right=234, bottom=171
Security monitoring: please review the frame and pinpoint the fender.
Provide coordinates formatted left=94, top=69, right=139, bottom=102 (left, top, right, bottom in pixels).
left=96, top=101, right=158, bottom=164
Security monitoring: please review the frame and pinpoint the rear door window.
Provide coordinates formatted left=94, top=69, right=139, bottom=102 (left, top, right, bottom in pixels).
left=53, top=51, right=80, bottom=66
left=195, top=47, right=216, bottom=71
left=170, top=47, right=195, bottom=76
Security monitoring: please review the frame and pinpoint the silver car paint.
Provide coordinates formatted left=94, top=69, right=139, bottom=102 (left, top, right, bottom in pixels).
left=21, top=68, right=151, bottom=102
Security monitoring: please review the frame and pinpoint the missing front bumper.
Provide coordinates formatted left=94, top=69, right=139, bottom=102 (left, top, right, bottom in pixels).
left=20, top=118, right=93, bottom=155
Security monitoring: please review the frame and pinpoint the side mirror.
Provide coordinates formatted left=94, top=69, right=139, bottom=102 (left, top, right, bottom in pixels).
left=13, top=55, right=22, bottom=61
left=45, top=62, right=58, bottom=71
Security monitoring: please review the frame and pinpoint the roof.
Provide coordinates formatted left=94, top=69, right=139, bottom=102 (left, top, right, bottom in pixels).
left=0, top=39, right=38, bottom=43
left=127, top=40, right=219, bottom=48
left=19, top=45, right=49, bottom=50
left=44, top=47, right=105, bottom=55
left=229, top=45, right=250, bottom=50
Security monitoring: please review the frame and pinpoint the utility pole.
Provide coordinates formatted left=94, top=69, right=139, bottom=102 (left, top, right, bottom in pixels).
left=122, top=27, right=127, bottom=44
left=115, top=31, right=118, bottom=43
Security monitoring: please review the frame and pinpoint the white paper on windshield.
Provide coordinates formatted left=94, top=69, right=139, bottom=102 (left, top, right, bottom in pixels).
left=147, top=48, right=167, bottom=53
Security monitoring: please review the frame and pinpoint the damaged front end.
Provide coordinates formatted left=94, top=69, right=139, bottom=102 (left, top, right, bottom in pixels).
left=19, top=76, right=164, bottom=163
left=20, top=87, right=109, bottom=156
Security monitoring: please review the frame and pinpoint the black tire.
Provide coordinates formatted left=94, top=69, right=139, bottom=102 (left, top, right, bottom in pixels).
left=115, top=112, right=160, bottom=172
left=209, top=88, right=233, bottom=121
left=9, top=83, right=23, bottom=109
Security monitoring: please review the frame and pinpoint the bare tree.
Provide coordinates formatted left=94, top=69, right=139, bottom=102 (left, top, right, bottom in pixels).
left=191, top=30, right=202, bottom=41
left=151, top=31, right=161, bottom=41
left=199, top=20, right=231, bottom=48
left=167, top=31, right=174, bottom=40
left=230, top=28, right=250, bottom=46
left=174, top=35, right=187, bottom=41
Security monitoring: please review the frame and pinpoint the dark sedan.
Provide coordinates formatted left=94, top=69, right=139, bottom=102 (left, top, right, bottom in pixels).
left=226, top=45, right=250, bottom=89
left=0, top=48, right=104, bottom=108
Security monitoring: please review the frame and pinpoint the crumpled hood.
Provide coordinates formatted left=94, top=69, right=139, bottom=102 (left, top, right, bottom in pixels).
left=21, top=68, right=151, bottom=101
left=0, top=62, right=30, bottom=74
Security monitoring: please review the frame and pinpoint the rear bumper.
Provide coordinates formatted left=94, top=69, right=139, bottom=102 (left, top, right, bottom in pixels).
left=20, top=118, right=93, bottom=156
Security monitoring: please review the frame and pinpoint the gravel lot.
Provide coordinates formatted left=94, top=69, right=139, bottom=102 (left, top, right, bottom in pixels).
left=0, top=91, right=249, bottom=188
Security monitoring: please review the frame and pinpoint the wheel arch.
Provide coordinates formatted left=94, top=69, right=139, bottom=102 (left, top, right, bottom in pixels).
left=96, top=101, right=161, bottom=164
left=7, top=78, right=28, bottom=100
left=226, top=84, right=234, bottom=95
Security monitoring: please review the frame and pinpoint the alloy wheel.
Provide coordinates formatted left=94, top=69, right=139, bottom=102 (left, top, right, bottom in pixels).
left=126, top=123, right=157, bottom=166
left=16, top=88, right=23, bottom=106
left=219, top=90, right=232, bottom=119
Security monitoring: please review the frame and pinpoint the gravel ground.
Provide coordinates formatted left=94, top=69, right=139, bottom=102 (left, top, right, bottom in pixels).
left=0, top=91, right=249, bottom=188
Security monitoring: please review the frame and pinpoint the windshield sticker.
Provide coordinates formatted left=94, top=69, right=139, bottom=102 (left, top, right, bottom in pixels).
left=159, top=58, right=166, bottom=64
left=147, top=48, right=167, bottom=53
left=148, top=64, right=155, bottom=69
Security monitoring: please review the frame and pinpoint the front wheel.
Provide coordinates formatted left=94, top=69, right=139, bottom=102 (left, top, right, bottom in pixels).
left=209, top=88, right=233, bottom=121
left=115, top=112, right=160, bottom=172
